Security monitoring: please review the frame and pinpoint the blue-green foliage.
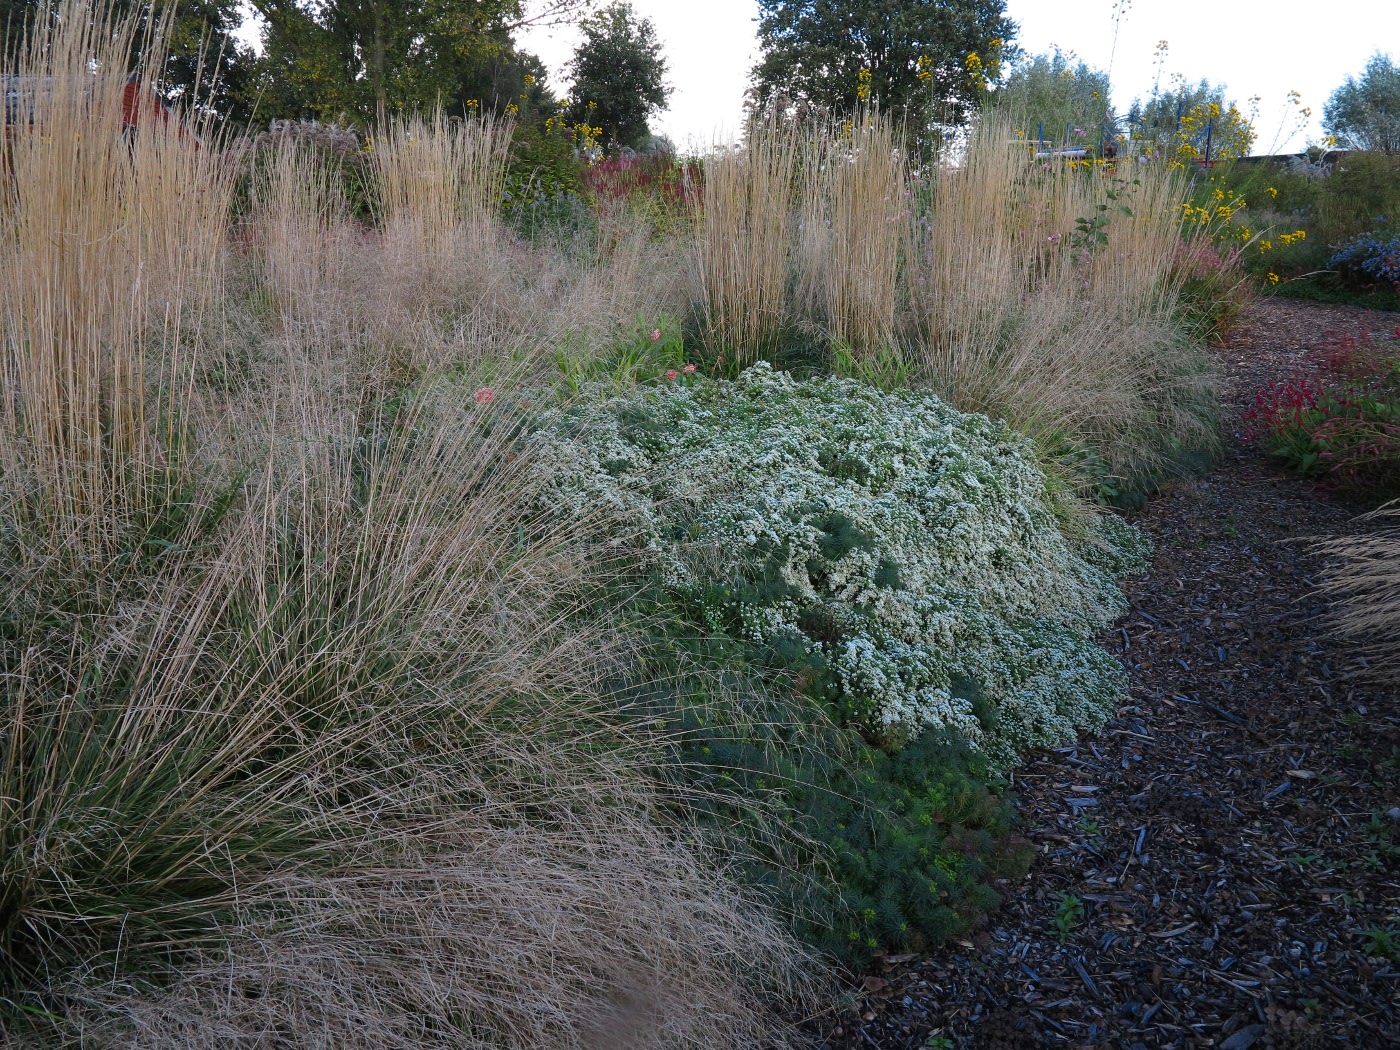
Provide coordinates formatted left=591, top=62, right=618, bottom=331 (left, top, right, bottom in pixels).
left=537, top=364, right=1148, bottom=762
left=536, top=364, right=1144, bottom=961
left=1330, top=222, right=1400, bottom=285
left=615, top=626, right=1031, bottom=966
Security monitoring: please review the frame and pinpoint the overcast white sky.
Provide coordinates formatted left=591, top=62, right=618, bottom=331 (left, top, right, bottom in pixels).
left=518, top=0, right=1399, bottom=155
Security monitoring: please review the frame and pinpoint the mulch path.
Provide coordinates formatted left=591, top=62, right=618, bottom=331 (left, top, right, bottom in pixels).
left=816, top=298, right=1400, bottom=1050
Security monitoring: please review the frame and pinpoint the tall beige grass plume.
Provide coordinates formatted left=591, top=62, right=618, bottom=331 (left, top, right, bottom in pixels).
left=1318, top=502, right=1400, bottom=684
left=797, top=109, right=905, bottom=360
left=699, top=110, right=802, bottom=369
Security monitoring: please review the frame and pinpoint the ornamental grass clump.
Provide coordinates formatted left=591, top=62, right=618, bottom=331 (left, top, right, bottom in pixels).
left=0, top=0, right=231, bottom=553
left=905, top=117, right=1221, bottom=503
left=537, top=364, right=1148, bottom=765
left=1318, top=502, right=1400, bottom=687
left=0, top=3, right=814, bottom=1043
left=796, top=110, right=906, bottom=360
left=698, top=111, right=803, bottom=369
left=696, top=111, right=1220, bottom=502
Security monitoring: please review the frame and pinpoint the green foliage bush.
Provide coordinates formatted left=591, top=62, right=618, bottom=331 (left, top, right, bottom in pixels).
left=1221, top=153, right=1400, bottom=305
left=537, top=364, right=1148, bottom=763
left=1243, top=326, right=1400, bottom=498
left=608, top=605, right=1031, bottom=966
left=542, top=363, right=1140, bottom=962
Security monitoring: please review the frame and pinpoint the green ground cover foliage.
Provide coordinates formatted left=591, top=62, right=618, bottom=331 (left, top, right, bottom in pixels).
left=534, top=364, right=1148, bottom=960
left=617, top=644, right=1033, bottom=964
left=538, top=365, right=1149, bottom=762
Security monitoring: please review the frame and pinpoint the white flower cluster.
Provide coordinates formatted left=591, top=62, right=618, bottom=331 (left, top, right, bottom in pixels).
left=532, top=363, right=1149, bottom=763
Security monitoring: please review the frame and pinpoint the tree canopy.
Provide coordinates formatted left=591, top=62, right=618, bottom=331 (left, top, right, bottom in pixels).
left=1324, top=52, right=1400, bottom=153
left=249, top=0, right=592, bottom=127
left=1129, top=77, right=1254, bottom=164
left=748, top=0, right=1017, bottom=132
left=2, top=0, right=254, bottom=121
left=991, top=49, right=1110, bottom=146
left=565, top=1, right=669, bottom=153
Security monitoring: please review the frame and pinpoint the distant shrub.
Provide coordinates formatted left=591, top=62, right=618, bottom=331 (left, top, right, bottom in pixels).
left=1329, top=225, right=1400, bottom=287
left=1243, top=327, right=1400, bottom=497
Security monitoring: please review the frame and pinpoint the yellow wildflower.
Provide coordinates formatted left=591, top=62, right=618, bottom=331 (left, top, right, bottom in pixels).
left=857, top=67, right=873, bottom=101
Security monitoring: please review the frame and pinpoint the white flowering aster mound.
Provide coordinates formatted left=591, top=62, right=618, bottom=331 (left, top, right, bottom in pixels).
left=538, top=363, right=1149, bottom=764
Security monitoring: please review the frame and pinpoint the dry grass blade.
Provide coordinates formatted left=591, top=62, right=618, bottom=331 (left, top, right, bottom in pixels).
left=1318, top=501, right=1400, bottom=683
left=0, top=0, right=233, bottom=554
left=699, top=111, right=802, bottom=368
left=797, top=110, right=905, bottom=358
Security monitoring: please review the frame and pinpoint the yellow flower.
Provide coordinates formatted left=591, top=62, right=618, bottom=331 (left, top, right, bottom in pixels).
left=1267, top=272, right=1280, bottom=284
left=1260, top=240, right=1273, bottom=252
left=857, top=67, right=873, bottom=101
left=1267, top=186, right=1278, bottom=198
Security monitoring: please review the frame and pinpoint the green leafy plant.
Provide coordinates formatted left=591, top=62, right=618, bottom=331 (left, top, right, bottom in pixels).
left=1051, top=892, right=1085, bottom=942
left=1243, top=327, right=1400, bottom=497
left=1070, top=178, right=1137, bottom=253
left=830, top=341, right=912, bottom=390
left=555, top=313, right=693, bottom=394
left=615, top=623, right=1032, bottom=967
left=538, top=364, right=1149, bottom=761
left=1360, top=925, right=1400, bottom=962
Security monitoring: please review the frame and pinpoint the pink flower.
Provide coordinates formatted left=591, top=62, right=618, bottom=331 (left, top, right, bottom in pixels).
left=683, top=364, right=697, bottom=374
left=651, top=328, right=662, bottom=343
left=474, top=388, right=496, bottom=405
left=665, top=369, right=678, bottom=381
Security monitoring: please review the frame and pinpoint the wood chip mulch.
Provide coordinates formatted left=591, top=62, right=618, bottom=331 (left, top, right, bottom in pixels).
left=813, top=298, right=1400, bottom=1050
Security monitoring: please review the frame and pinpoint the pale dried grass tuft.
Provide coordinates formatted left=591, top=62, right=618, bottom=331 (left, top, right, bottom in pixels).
left=797, top=110, right=906, bottom=357
left=904, top=117, right=1219, bottom=486
left=1318, top=502, right=1400, bottom=684
left=66, top=818, right=806, bottom=1050
left=0, top=0, right=235, bottom=554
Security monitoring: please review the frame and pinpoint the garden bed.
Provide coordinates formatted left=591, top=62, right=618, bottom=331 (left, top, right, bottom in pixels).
left=813, top=298, right=1400, bottom=1050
